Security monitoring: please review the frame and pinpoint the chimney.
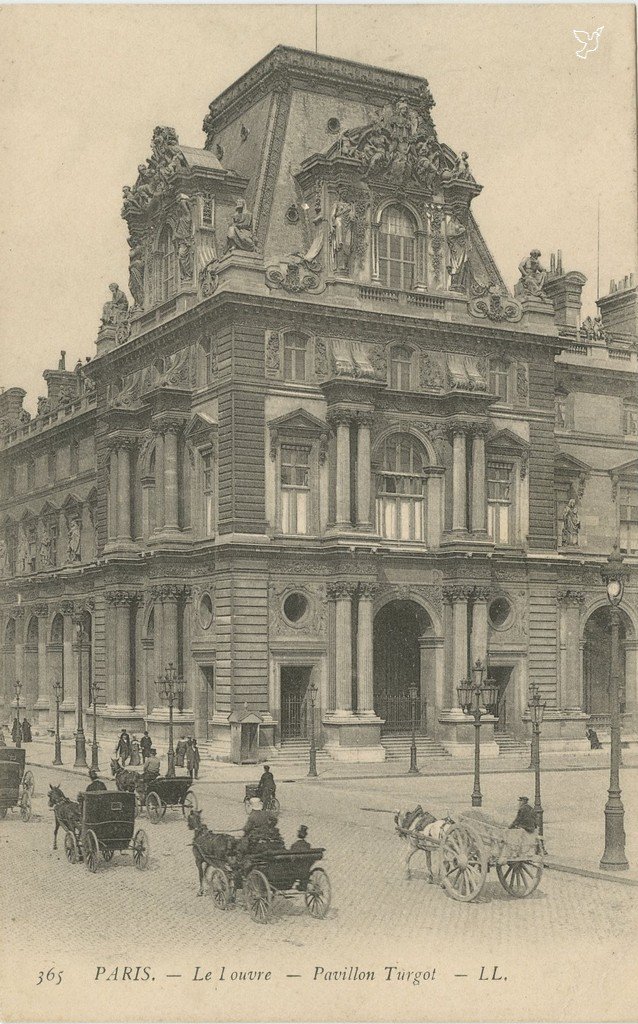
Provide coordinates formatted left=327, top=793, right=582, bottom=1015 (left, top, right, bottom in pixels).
left=0, top=387, right=27, bottom=428
left=544, top=269, right=587, bottom=328
left=597, top=274, right=638, bottom=337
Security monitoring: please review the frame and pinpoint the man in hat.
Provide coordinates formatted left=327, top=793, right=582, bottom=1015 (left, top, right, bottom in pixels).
left=142, top=747, right=161, bottom=782
left=175, top=735, right=187, bottom=768
left=86, top=769, right=107, bottom=793
left=239, top=797, right=284, bottom=857
left=140, top=730, right=152, bottom=763
left=290, top=825, right=311, bottom=852
left=256, top=764, right=276, bottom=807
left=116, top=729, right=131, bottom=766
left=509, top=796, right=537, bottom=834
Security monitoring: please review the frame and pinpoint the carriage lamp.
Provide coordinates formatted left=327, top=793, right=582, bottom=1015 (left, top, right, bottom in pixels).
left=457, top=659, right=498, bottom=807
left=307, top=681, right=318, bottom=779
left=408, top=685, right=420, bottom=775
left=14, top=679, right=22, bottom=749
left=600, top=545, right=630, bottom=871
left=528, top=684, right=546, bottom=839
left=156, top=663, right=186, bottom=779
left=52, top=679, right=63, bottom=765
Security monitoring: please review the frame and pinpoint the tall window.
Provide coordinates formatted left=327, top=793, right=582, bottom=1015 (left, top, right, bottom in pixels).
left=378, top=205, right=416, bottom=290
left=202, top=450, right=215, bottom=536
left=487, top=461, right=512, bottom=543
left=158, top=226, right=177, bottom=302
left=489, top=359, right=510, bottom=403
left=376, top=435, right=427, bottom=542
left=283, top=333, right=308, bottom=382
left=281, top=445, right=310, bottom=535
left=390, top=346, right=413, bottom=391
left=619, top=484, right=638, bottom=553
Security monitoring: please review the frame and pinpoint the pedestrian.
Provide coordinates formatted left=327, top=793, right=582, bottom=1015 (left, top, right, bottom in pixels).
left=11, top=717, right=20, bottom=744
left=86, top=769, right=107, bottom=792
left=140, top=730, right=152, bottom=763
left=115, top=728, right=131, bottom=766
left=257, top=764, right=276, bottom=807
left=186, top=737, right=200, bottom=781
left=176, top=735, right=187, bottom=768
left=129, top=735, right=141, bottom=766
left=22, top=717, right=32, bottom=743
left=586, top=726, right=603, bottom=750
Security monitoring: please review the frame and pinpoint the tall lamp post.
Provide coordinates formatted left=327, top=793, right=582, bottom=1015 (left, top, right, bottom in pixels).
left=73, top=621, right=87, bottom=768
left=307, top=680, right=318, bottom=778
left=90, top=679, right=100, bottom=771
left=457, top=659, right=499, bottom=807
left=600, top=546, right=629, bottom=871
left=408, top=685, right=420, bottom=774
left=528, top=683, right=546, bottom=837
left=156, top=663, right=185, bottom=779
left=14, top=679, right=22, bottom=748
left=52, top=679, right=63, bottom=765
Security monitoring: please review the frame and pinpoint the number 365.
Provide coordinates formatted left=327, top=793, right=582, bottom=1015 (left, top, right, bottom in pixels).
left=37, top=969, right=63, bottom=986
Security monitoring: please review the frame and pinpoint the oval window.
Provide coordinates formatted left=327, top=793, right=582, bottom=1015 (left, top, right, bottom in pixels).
left=489, top=597, right=512, bottom=630
left=283, top=592, right=309, bottom=624
left=198, top=593, right=214, bottom=630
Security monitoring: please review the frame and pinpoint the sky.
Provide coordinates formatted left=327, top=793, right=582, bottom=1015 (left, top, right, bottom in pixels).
left=0, top=3, right=636, bottom=411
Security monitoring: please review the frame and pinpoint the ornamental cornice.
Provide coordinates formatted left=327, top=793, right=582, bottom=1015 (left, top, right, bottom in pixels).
left=557, top=589, right=587, bottom=607
left=105, top=589, right=143, bottom=606
left=105, top=434, right=140, bottom=452
left=326, top=580, right=358, bottom=600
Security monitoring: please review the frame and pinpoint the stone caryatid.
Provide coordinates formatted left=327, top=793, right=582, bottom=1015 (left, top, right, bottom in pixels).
left=173, top=194, right=195, bottom=280
left=226, top=199, right=256, bottom=253
left=329, top=191, right=355, bottom=274
left=67, top=518, right=81, bottom=562
left=515, top=250, right=548, bottom=298
left=127, top=235, right=146, bottom=309
left=561, top=498, right=581, bottom=546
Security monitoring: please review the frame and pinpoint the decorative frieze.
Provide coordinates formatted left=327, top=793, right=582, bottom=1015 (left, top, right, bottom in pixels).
left=106, top=590, right=143, bottom=606
left=149, top=584, right=192, bottom=602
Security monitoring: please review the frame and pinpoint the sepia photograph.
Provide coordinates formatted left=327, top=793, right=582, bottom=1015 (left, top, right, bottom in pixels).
left=0, top=3, right=636, bottom=1021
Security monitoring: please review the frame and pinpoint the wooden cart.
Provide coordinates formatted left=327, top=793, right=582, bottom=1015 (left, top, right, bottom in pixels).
left=0, top=748, right=34, bottom=821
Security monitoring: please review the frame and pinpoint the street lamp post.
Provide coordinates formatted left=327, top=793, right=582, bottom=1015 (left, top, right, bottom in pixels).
left=457, top=660, right=499, bottom=808
left=156, top=663, right=185, bottom=779
left=14, top=679, right=22, bottom=748
left=73, top=622, right=87, bottom=768
left=528, top=683, right=546, bottom=838
left=90, top=679, right=100, bottom=771
left=307, top=681, right=318, bottom=778
left=600, top=546, right=629, bottom=871
left=408, top=685, right=420, bottom=774
left=52, top=679, right=63, bottom=765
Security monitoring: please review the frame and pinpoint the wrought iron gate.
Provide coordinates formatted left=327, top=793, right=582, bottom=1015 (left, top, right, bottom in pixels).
left=281, top=690, right=306, bottom=739
left=376, top=690, right=427, bottom=733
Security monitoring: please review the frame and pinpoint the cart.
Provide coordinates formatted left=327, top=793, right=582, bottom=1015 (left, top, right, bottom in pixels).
left=0, top=748, right=34, bottom=821
left=207, top=847, right=330, bottom=924
left=143, top=776, right=198, bottom=824
left=396, top=810, right=544, bottom=903
left=64, top=790, right=150, bottom=873
left=243, top=783, right=280, bottom=814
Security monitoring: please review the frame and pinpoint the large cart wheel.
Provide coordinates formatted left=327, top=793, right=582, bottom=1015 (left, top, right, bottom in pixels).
left=84, top=829, right=100, bottom=873
left=19, top=790, right=32, bottom=822
left=0, top=806, right=8, bottom=819
left=496, top=859, right=543, bottom=898
left=132, top=829, right=150, bottom=870
left=23, top=770, right=35, bottom=797
left=64, top=831, right=79, bottom=864
left=103, top=848, right=114, bottom=862
left=245, top=869, right=273, bottom=924
left=243, top=796, right=252, bottom=814
left=145, top=792, right=165, bottom=824
left=181, top=789, right=198, bottom=818
left=208, top=867, right=232, bottom=910
left=440, top=824, right=488, bottom=902
left=305, top=867, right=331, bottom=919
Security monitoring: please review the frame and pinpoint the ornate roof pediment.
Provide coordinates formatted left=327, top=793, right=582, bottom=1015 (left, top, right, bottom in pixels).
left=268, top=408, right=329, bottom=462
left=488, top=428, right=531, bottom=453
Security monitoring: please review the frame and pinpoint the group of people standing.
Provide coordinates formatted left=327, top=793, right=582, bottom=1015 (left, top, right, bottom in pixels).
left=115, top=729, right=200, bottom=780
left=6, top=718, right=32, bottom=744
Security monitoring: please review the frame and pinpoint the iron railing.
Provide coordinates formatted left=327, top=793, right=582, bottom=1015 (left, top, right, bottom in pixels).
left=376, top=690, right=427, bottom=733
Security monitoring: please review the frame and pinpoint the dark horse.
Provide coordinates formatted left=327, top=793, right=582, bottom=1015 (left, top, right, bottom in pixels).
left=186, top=808, right=239, bottom=896
left=110, top=758, right=142, bottom=793
left=48, top=784, right=81, bottom=851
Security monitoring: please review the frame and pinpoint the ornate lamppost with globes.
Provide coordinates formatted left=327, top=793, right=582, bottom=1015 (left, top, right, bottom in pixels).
left=528, top=683, right=546, bottom=838
left=14, top=679, right=22, bottom=749
left=156, top=663, right=185, bottom=779
left=73, top=619, right=88, bottom=768
left=408, top=685, right=420, bottom=774
left=52, top=679, right=63, bottom=765
left=600, top=545, right=630, bottom=871
left=457, top=659, right=499, bottom=807
left=307, top=680, right=318, bottom=778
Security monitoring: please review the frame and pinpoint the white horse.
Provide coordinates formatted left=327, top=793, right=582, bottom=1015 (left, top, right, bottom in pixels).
left=395, top=807, right=454, bottom=882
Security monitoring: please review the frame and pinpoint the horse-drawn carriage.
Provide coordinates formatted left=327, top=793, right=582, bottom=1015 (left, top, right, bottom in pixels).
left=396, top=808, right=544, bottom=903
left=243, top=783, right=280, bottom=814
left=111, top=760, right=197, bottom=823
left=208, top=848, right=331, bottom=924
left=0, top=748, right=34, bottom=821
left=63, top=790, right=150, bottom=873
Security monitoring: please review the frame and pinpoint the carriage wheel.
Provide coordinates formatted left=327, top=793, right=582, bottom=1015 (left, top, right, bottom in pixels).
left=243, top=797, right=252, bottom=815
left=132, top=829, right=150, bottom=870
left=268, top=796, right=280, bottom=814
left=440, top=824, right=488, bottom=902
left=134, top=790, right=143, bottom=815
left=145, top=792, right=165, bottom=824
left=84, top=829, right=100, bottom=873
left=103, top=848, right=114, bottom=862
left=245, top=870, right=273, bottom=924
left=496, top=859, right=543, bottom=898
left=0, top=806, right=7, bottom=819
left=209, top=867, right=231, bottom=910
left=20, top=790, right=32, bottom=822
left=181, top=789, right=198, bottom=818
left=305, top=867, right=331, bottom=919
left=64, top=831, right=79, bottom=864
left=23, top=770, right=35, bottom=797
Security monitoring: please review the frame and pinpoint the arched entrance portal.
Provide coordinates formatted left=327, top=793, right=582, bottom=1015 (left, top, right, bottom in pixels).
left=584, top=606, right=630, bottom=722
left=373, top=600, right=433, bottom=733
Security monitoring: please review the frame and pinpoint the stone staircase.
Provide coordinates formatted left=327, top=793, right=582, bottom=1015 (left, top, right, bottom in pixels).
left=495, top=733, right=530, bottom=757
left=271, top=739, right=333, bottom=769
left=381, top=734, right=452, bottom=762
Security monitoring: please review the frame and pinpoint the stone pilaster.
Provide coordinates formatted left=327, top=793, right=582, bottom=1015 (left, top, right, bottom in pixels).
left=328, top=580, right=356, bottom=714
left=470, top=426, right=489, bottom=535
left=557, top=590, right=586, bottom=712
left=104, top=592, right=143, bottom=732
left=355, top=411, right=374, bottom=530
left=356, top=583, right=376, bottom=713
left=470, top=585, right=491, bottom=668
left=32, top=604, right=50, bottom=723
left=328, top=410, right=353, bottom=529
left=150, top=417, right=188, bottom=545
left=104, top=435, right=139, bottom=555
left=450, top=425, right=468, bottom=533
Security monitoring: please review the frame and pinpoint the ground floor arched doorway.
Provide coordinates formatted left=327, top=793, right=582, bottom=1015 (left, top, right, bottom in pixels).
left=373, top=600, right=433, bottom=733
left=583, top=606, right=629, bottom=721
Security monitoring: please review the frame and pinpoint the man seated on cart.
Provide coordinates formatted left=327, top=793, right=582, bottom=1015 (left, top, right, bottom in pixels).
left=290, top=825, right=311, bottom=852
left=503, top=796, right=539, bottom=860
left=256, top=765, right=276, bottom=805
left=142, top=748, right=161, bottom=782
left=237, top=797, right=285, bottom=864
left=77, top=769, right=107, bottom=810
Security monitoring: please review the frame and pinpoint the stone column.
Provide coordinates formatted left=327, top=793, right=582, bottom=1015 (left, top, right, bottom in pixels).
left=470, top=427, right=488, bottom=535
left=106, top=591, right=140, bottom=708
left=356, top=583, right=376, bottom=714
left=60, top=601, right=76, bottom=713
left=451, top=426, right=468, bottom=532
left=107, top=447, right=118, bottom=543
left=558, top=590, right=586, bottom=711
left=355, top=412, right=373, bottom=529
left=153, top=430, right=165, bottom=533
left=443, top=586, right=470, bottom=706
left=33, top=604, right=49, bottom=723
left=162, top=422, right=181, bottom=533
left=117, top=443, right=133, bottom=543
left=329, top=411, right=352, bottom=529
left=328, top=581, right=356, bottom=714
left=470, top=586, right=490, bottom=668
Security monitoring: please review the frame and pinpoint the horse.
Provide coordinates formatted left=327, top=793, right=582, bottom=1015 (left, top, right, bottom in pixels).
left=48, top=784, right=81, bottom=851
left=186, top=808, right=239, bottom=896
left=110, top=757, right=142, bottom=793
left=395, top=807, right=454, bottom=882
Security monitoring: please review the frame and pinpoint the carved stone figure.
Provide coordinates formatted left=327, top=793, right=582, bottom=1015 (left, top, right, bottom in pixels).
left=100, top=283, right=129, bottom=327
left=515, top=250, right=548, bottom=298
left=265, top=235, right=324, bottom=294
left=202, top=102, right=217, bottom=151
left=39, top=529, right=51, bottom=569
left=446, top=213, right=468, bottom=289
left=37, top=396, right=51, bottom=416
left=226, top=199, right=255, bottom=252
left=67, top=518, right=81, bottom=562
left=561, top=498, right=580, bottom=545
left=200, top=261, right=219, bottom=298
left=17, top=529, right=29, bottom=573
left=127, top=235, right=146, bottom=309
left=329, top=192, right=355, bottom=273
left=451, top=151, right=473, bottom=180
left=0, top=538, right=8, bottom=577
left=555, top=392, right=567, bottom=427
left=121, top=127, right=187, bottom=221
left=173, top=194, right=194, bottom=280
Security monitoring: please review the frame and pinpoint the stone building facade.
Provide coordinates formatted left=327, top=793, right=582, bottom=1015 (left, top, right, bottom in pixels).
left=1, top=47, right=636, bottom=761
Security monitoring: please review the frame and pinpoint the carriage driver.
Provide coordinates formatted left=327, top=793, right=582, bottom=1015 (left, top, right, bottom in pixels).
left=142, top=748, right=161, bottom=781
left=86, top=769, right=107, bottom=793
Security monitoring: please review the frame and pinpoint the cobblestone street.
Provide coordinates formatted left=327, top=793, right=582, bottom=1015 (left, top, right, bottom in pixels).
left=1, top=762, right=636, bottom=1021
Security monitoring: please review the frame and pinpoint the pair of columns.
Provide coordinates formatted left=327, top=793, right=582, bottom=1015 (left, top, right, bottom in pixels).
left=105, top=590, right=142, bottom=707
left=107, top=436, right=137, bottom=549
left=443, top=585, right=491, bottom=707
left=328, top=409, right=373, bottom=530
left=449, top=422, right=489, bottom=535
left=328, top=581, right=376, bottom=715
left=558, top=590, right=586, bottom=712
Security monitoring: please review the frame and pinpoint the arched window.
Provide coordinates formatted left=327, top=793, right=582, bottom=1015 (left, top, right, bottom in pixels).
left=378, top=206, right=416, bottom=290
left=376, top=435, right=428, bottom=541
left=390, top=346, right=413, bottom=391
left=157, top=226, right=177, bottom=302
left=283, top=333, right=308, bottom=382
left=4, top=618, right=16, bottom=647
